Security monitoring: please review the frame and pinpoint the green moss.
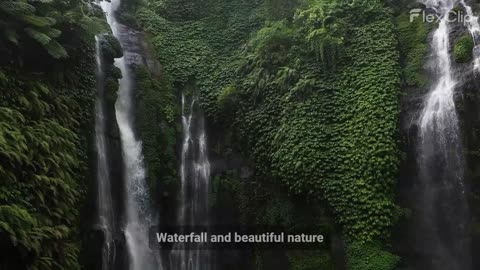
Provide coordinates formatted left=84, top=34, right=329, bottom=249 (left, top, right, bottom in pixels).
left=396, top=13, right=429, bottom=87
left=100, top=34, right=123, bottom=62
left=105, top=77, right=119, bottom=104
left=216, top=84, right=239, bottom=119
left=454, top=34, right=474, bottom=63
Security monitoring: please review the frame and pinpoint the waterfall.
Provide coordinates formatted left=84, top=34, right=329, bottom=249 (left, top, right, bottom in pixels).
left=416, top=0, right=470, bottom=269
left=460, top=0, right=480, bottom=72
left=170, top=93, right=212, bottom=270
left=95, top=35, right=115, bottom=270
left=99, top=0, right=161, bottom=269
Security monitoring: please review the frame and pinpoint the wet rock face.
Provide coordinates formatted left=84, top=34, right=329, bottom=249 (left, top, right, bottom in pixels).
left=114, top=23, right=161, bottom=76
left=82, top=228, right=106, bottom=270
left=115, top=24, right=144, bottom=66
left=112, top=232, right=129, bottom=270
left=86, top=11, right=164, bottom=270
left=457, top=51, right=480, bottom=270
left=83, top=228, right=128, bottom=270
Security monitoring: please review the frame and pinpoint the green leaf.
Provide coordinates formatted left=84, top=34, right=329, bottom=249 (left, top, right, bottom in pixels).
left=25, top=28, right=51, bottom=45
left=44, top=40, right=68, bottom=59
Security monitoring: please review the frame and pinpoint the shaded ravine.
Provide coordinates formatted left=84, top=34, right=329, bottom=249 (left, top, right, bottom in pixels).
left=170, top=93, right=212, bottom=270
left=416, top=0, right=472, bottom=269
left=98, top=0, right=162, bottom=269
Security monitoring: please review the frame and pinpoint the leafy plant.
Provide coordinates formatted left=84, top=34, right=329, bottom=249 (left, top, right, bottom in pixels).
left=395, top=12, right=429, bottom=86
left=0, top=0, right=106, bottom=60
left=294, top=0, right=346, bottom=69
left=346, top=242, right=400, bottom=270
left=0, top=35, right=97, bottom=269
left=454, top=34, right=474, bottom=63
left=136, top=1, right=402, bottom=269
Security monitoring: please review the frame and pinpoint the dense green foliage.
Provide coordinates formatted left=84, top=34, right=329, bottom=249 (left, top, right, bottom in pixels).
left=3, top=0, right=460, bottom=268
left=0, top=1, right=101, bottom=269
left=395, top=12, right=429, bottom=87
left=454, top=34, right=474, bottom=63
left=0, top=0, right=106, bottom=61
left=346, top=242, right=400, bottom=270
left=0, top=54, right=96, bottom=269
left=6, top=0, right=476, bottom=269
left=135, top=66, right=178, bottom=192
left=137, top=0, right=402, bottom=269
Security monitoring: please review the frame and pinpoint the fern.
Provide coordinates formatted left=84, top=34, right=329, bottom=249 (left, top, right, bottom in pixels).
left=44, top=39, right=68, bottom=59
left=0, top=70, right=91, bottom=269
left=0, top=0, right=103, bottom=60
left=0, top=205, right=37, bottom=246
left=0, top=1, right=35, bottom=15
left=25, top=28, right=51, bottom=45
left=79, top=16, right=107, bottom=34
left=294, top=0, right=346, bottom=70
left=21, top=15, right=56, bottom=27
left=43, top=27, right=61, bottom=38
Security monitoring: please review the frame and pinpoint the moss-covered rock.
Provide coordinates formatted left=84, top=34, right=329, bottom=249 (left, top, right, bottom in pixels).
left=134, top=66, right=178, bottom=193
left=100, top=34, right=123, bottom=62
left=396, top=12, right=429, bottom=87
left=454, top=34, right=474, bottom=63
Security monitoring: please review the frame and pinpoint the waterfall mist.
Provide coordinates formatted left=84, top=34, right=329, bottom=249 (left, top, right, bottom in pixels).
left=416, top=0, right=471, bottom=269
left=170, top=93, right=212, bottom=270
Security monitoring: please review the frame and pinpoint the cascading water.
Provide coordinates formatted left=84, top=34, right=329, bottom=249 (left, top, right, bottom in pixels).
left=416, top=0, right=471, bottom=269
left=170, top=93, right=212, bottom=270
left=95, top=35, right=115, bottom=270
left=99, top=0, right=161, bottom=269
left=460, top=0, right=480, bottom=72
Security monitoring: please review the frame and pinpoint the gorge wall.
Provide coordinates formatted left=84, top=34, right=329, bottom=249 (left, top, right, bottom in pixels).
left=3, top=0, right=480, bottom=270
left=134, top=0, right=402, bottom=269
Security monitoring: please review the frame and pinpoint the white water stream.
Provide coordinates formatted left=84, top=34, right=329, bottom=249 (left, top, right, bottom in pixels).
left=95, top=35, right=115, bottom=270
left=460, top=0, right=480, bottom=71
left=417, top=0, right=472, bottom=269
left=170, top=93, right=212, bottom=270
left=98, top=0, right=161, bottom=269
